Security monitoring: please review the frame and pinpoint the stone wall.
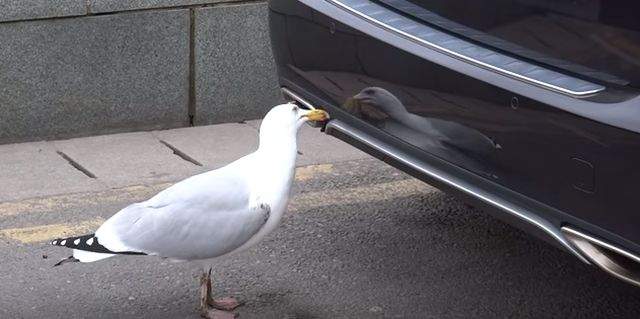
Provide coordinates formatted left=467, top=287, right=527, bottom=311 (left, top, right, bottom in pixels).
left=0, top=0, right=281, bottom=144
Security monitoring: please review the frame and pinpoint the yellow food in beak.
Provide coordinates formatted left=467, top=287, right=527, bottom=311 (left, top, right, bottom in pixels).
left=304, top=109, right=330, bottom=122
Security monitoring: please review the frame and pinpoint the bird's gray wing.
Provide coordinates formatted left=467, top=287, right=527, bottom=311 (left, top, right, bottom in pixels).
left=95, top=168, right=270, bottom=260
left=425, top=117, right=498, bottom=155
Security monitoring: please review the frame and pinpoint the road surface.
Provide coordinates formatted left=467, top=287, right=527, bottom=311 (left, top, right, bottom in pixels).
left=1, top=158, right=639, bottom=318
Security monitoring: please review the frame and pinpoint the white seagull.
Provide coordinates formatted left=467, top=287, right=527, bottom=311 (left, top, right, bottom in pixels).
left=49, top=103, right=329, bottom=318
left=345, top=87, right=500, bottom=179
left=348, top=87, right=501, bottom=159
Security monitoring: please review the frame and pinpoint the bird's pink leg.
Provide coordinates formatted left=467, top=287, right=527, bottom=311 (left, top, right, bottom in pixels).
left=199, top=268, right=213, bottom=316
left=209, top=297, right=242, bottom=312
left=199, top=268, right=240, bottom=319
left=208, top=273, right=242, bottom=311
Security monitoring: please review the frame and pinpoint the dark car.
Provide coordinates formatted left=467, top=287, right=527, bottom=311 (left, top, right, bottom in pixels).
left=268, top=0, right=640, bottom=287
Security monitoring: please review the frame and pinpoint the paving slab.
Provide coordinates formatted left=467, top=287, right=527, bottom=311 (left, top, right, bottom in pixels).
left=152, top=123, right=259, bottom=169
left=0, top=142, right=104, bottom=202
left=247, top=120, right=369, bottom=166
left=0, top=121, right=368, bottom=201
left=194, top=3, right=282, bottom=125
left=0, top=0, right=85, bottom=23
left=296, top=124, right=369, bottom=165
left=53, top=132, right=199, bottom=188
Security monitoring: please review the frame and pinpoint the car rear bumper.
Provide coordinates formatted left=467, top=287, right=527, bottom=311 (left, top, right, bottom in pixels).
left=283, top=85, right=589, bottom=263
left=269, top=0, right=640, bottom=286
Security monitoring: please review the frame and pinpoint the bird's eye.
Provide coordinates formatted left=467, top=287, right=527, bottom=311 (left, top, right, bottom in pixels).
left=364, top=89, right=375, bottom=95
left=291, top=105, right=299, bottom=111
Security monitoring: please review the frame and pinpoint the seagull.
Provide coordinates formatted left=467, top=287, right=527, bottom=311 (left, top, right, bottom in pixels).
left=348, top=87, right=501, bottom=158
left=49, top=103, right=330, bottom=318
left=345, top=87, right=500, bottom=179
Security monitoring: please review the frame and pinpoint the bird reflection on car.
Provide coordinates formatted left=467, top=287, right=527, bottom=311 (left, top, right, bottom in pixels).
left=344, top=87, right=500, bottom=179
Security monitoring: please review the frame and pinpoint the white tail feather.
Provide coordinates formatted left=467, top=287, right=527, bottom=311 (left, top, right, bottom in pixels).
left=73, top=249, right=115, bottom=263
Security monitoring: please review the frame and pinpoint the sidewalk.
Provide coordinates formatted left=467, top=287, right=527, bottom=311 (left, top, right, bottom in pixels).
left=0, top=121, right=368, bottom=202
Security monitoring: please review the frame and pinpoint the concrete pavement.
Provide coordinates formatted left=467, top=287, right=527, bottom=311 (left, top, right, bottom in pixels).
left=1, top=123, right=640, bottom=318
left=0, top=121, right=366, bottom=202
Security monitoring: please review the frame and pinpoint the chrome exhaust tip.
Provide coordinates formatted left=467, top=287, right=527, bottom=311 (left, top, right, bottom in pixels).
left=562, top=226, right=640, bottom=287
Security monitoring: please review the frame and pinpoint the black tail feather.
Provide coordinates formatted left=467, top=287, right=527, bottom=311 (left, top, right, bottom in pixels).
left=50, top=233, right=145, bottom=255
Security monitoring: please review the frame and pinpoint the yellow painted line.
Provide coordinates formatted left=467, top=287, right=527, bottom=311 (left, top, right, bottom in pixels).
left=0, top=163, right=339, bottom=218
left=0, top=217, right=104, bottom=244
left=295, top=164, right=334, bottom=181
left=0, top=178, right=435, bottom=244
left=0, top=158, right=435, bottom=245
left=0, top=183, right=171, bottom=218
left=289, top=178, right=434, bottom=211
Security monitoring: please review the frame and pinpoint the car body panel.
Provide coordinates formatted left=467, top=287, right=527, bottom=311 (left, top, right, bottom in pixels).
left=268, top=0, right=640, bottom=261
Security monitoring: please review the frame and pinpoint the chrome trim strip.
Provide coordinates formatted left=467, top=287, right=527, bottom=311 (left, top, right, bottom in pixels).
left=325, top=119, right=590, bottom=264
left=562, top=226, right=640, bottom=287
left=282, top=87, right=316, bottom=110
left=327, top=0, right=605, bottom=97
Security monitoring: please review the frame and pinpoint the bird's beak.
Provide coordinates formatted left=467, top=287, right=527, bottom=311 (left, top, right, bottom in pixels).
left=303, top=109, right=330, bottom=122
left=353, top=93, right=366, bottom=101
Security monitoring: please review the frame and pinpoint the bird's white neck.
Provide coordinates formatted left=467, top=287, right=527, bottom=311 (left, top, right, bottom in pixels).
left=252, top=130, right=298, bottom=208
left=234, top=131, right=298, bottom=253
left=385, top=103, right=409, bottom=119
left=254, top=121, right=302, bottom=185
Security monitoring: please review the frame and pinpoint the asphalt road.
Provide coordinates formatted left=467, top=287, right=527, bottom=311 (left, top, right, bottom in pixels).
left=1, top=158, right=639, bottom=319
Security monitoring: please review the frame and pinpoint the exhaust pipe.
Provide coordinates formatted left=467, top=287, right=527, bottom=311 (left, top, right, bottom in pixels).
left=562, top=226, right=640, bottom=287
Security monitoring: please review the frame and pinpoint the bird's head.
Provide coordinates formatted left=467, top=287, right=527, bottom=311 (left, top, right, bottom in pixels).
left=258, top=103, right=330, bottom=145
left=344, top=87, right=405, bottom=122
